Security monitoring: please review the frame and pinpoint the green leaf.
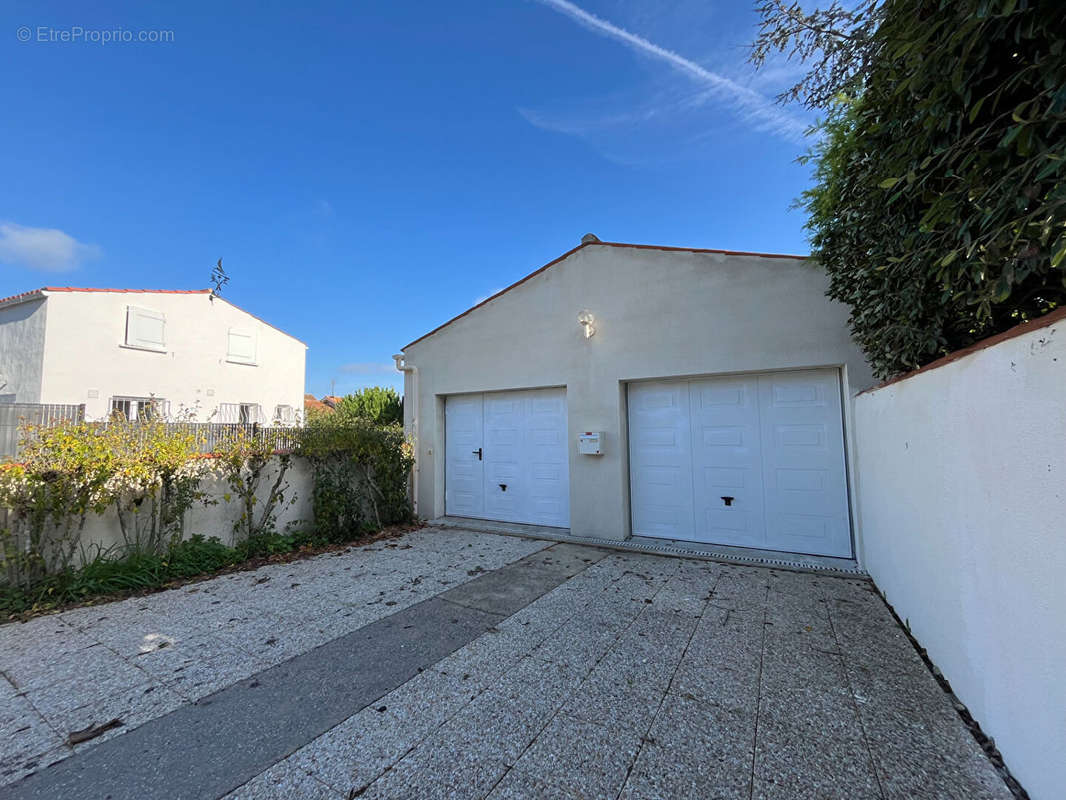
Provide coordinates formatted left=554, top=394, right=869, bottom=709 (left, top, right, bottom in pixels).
left=992, top=275, right=1012, bottom=303
left=1052, top=240, right=1066, bottom=269
left=878, top=177, right=900, bottom=189
left=968, top=95, right=987, bottom=123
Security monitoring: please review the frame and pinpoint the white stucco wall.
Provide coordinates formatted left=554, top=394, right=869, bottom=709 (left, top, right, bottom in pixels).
left=34, top=291, right=305, bottom=422
left=401, top=242, right=875, bottom=541
left=0, top=298, right=47, bottom=403
left=854, top=314, right=1065, bottom=800
left=78, top=456, right=314, bottom=553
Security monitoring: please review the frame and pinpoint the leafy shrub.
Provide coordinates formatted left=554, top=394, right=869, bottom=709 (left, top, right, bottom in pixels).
left=334, top=387, right=403, bottom=426
left=166, top=534, right=241, bottom=577
left=0, top=410, right=415, bottom=615
left=297, top=415, right=413, bottom=543
left=800, top=0, right=1065, bottom=378
left=0, top=419, right=209, bottom=591
left=210, top=427, right=296, bottom=543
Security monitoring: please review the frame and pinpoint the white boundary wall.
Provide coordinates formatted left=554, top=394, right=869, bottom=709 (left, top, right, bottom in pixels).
left=854, top=314, right=1065, bottom=799
left=78, top=456, right=314, bottom=554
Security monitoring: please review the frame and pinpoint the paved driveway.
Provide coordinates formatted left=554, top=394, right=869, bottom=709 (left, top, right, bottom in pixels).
left=0, top=527, right=1010, bottom=799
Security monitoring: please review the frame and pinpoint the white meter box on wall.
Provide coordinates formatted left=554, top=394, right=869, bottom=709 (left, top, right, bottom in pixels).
left=578, top=431, right=604, bottom=455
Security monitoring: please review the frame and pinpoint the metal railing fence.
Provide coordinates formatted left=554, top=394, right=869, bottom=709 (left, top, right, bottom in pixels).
left=0, top=406, right=299, bottom=460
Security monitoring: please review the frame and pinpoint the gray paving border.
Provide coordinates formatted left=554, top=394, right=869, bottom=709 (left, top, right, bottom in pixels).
left=1, top=543, right=608, bottom=800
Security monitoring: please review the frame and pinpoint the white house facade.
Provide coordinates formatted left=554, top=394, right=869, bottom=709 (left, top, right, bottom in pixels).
left=0, top=287, right=306, bottom=423
left=397, top=238, right=875, bottom=560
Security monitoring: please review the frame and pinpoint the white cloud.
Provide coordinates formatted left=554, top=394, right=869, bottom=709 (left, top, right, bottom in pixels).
left=0, top=222, right=101, bottom=272
left=337, top=362, right=398, bottom=375
left=531, top=0, right=808, bottom=143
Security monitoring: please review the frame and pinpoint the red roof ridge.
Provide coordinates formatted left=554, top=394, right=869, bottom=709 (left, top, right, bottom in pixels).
left=0, top=286, right=307, bottom=348
left=42, top=287, right=212, bottom=295
left=401, top=239, right=810, bottom=350
left=0, top=286, right=214, bottom=307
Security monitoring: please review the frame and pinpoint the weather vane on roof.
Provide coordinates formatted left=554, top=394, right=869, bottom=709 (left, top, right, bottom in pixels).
left=210, top=257, right=229, bottom=299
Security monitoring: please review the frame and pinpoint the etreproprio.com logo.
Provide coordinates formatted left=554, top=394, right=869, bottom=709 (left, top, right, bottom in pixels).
left=16, top=25, right=175, bottom=44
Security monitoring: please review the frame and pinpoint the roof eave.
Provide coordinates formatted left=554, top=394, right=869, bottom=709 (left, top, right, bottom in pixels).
left=0, top=289, right=46, bottom=311
left=400, top=239, right=811, bottom=351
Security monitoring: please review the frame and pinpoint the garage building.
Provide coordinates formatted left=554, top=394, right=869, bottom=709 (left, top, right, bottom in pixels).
left=396, top=237, right=874, bottom=561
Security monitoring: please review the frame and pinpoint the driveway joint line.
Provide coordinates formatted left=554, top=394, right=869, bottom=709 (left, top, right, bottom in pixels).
left=480, top=558, right=683, bottom=800
left=825, top=599, right=888, bottom=800
left=613, top=566, right=723, bottom=800
left=747, top=585, right=769, bottom=800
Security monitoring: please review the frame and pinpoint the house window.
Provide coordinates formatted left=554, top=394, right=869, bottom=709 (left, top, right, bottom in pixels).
left=217, top=402, right=262, bottom=424
left=125, top=307, right=166, bottom=351
left=110, top=396, right=166, bottom=421
left=273, top=404, right=295, bottom=425
left=226, top=329, right=257, bottom=365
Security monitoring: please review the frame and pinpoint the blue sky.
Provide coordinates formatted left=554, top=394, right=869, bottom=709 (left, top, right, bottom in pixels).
left=1, top=0, right=815, bottom=397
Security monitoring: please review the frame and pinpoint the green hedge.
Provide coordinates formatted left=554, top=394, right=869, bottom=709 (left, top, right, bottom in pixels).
left=803, top=0, right=1065, bottom=378
left=1, top=417, right=415, bottom=616
left=295, top=416, right=414, bottom=544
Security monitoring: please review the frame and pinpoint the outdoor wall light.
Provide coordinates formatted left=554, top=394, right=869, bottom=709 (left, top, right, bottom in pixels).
left=578, top=310, right=596, bottom=339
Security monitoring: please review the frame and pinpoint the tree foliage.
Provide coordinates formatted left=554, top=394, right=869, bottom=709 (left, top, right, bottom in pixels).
left=755, top=0, right=1066, bottom=378
left=334, top=386, right=403, bottom=426
left=750, top=0, right=883, bottom=108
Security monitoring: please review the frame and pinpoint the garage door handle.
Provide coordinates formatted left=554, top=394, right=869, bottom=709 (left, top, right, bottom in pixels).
left=721, top=496, right=734, bottom=506
left=472, top=447, right=482, bottom=461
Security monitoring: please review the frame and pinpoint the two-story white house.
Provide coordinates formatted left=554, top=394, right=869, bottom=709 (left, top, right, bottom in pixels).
left=0, top=287, right=306, bottom=423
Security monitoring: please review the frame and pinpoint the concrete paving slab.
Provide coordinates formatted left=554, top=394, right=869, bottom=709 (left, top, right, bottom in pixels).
left=619, top=693, right=755, bottom=800
left=510, top=711, right=643, bottom=799
left=356, top=731, right=509, bottom=800
left=753, top=686, right=882, bottom=799
left=39, top=684, right=186, bottom=752
left=0, top=705, right=65, bottom=770
left=439, top=543, right=608, bottom=617
left=0, top=528, right=1019, bottom=800
left=0, top=746, right=69, bottom=790
left=220, top=756, right=344, bottom=800
left=1, top=596, right=503, bottom=800
left=558, top=672, right=661, bottom=736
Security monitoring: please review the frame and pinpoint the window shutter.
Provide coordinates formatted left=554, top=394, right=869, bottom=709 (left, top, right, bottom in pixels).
left=126, top=307, right=166, bottom=350
left=227, top=329, right=257, bottom=364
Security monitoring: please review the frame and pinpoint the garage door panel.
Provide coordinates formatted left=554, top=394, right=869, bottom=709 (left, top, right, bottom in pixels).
left=703, top=466, right=747, bottom=489
left=629, top=370, right=852, bottom=558
left=702, top=509, right=766, bottom=547
left=633, top=504, right=689, bottom=538
left=770, top=513, right=832, bottom=539
left=628, top=382, right=694, bottom=540
left=447, top=388, right=569, bottom=528
left=445, top=395, right=485, bottom=519
left=773, top=424, right=829, bottom=450
left=690, top=375, right=765, bottom=545
left=775, top=467, right=828, bottom=492
left=759, top=370, right=851, bottom=557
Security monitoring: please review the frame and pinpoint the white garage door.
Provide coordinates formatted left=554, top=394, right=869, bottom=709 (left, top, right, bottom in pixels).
left=445, top=388, right=569, bottom=527
left=628, top=369, right=852, bottom=558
